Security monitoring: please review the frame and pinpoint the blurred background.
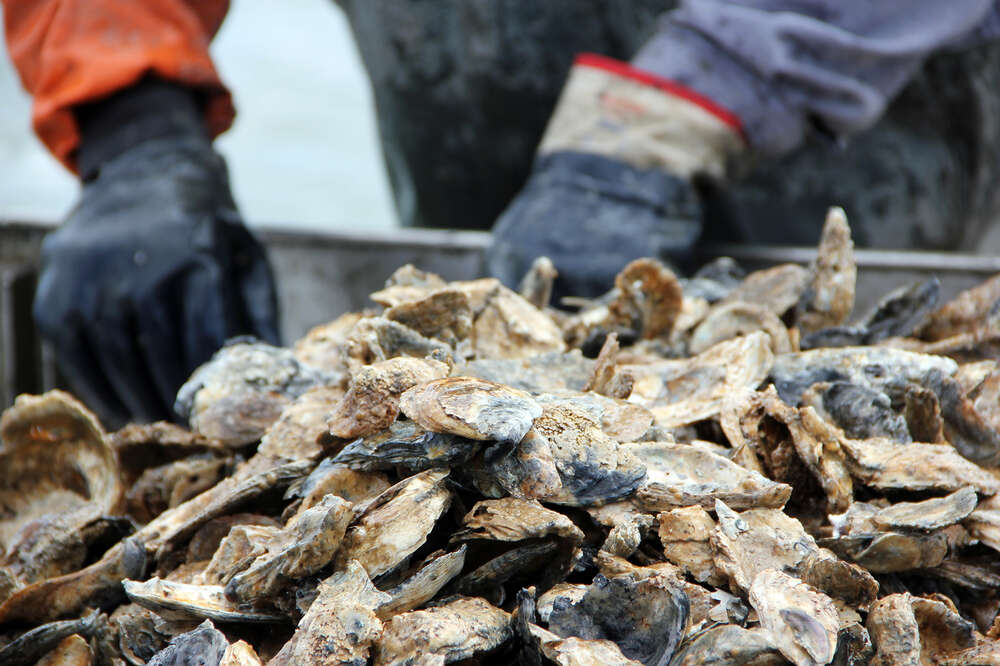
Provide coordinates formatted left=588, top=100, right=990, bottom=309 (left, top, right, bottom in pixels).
left=0, top=0, right=398, bottom=231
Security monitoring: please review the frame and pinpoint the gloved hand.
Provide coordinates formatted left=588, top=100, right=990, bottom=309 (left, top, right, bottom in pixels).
left=33, top=78, right=279, bottom=427
left=487, top=53, right=745, bottom=301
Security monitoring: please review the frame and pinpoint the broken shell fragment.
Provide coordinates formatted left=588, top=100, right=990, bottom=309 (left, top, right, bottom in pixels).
left=377, top=547, right=467, bottom=619
left=333, top=419, right=480, bottom=472
left=749, top=569, right=839, bottom=666
left=872, top=486, right=978, bottom=532
left=175, top=340, right=337, bottom=446
left=146, top=619, right=229, bottom=666
left=711, top=500, right=818, bottom=594
left=225, top=494, right=353, bottom=602
left=400, top=377, right=542, bottom=442
left=547, top=571, right=689, bottom=666
left=629, top=442, right=792, bottom=511
left=796, top=206, right=856, bottom=334
left=690, top=301, right=792, bottom=355
left=619, top=331, right=774, bottom=429
left=327, top=357, right=449, bottom=440
left=123, top=578, right=284, bottom=623
left=270, top=560, right=389, bottom=666
left=373, top=596, right=512, bottom=666
left=334, top=469, right=451, bottom=577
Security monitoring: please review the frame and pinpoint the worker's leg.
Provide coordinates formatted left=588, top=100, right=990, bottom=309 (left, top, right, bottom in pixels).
left=2, top=0, right=233, bottom=171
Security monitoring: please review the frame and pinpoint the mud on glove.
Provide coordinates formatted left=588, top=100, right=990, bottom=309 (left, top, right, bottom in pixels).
left=33, top=78, right=279, bottom=427
left=488, top=53, right=745, bottom=301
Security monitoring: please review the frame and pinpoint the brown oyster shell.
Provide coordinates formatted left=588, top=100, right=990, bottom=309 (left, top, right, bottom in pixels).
left=0, top=391, right=121, bottom=553
left=400, top=377, right=542, bottom=442
left=629, top=442, right=791, bottom=511
left=327, top=357, right=449, bottom=439
left=749, top=569, right=839, bottom=666
left=334, top=469, right=451, bottom=577
left=270, top=560, right=389, bottom=666
left=373, top=596, right=512, bottom=666
left=796, top=206, right=856, bottom=333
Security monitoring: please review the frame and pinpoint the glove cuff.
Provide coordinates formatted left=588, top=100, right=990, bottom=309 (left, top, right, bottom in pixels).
left=76, top=77, right=211, bottom=181
left=538, top=53, right=745, bottom=179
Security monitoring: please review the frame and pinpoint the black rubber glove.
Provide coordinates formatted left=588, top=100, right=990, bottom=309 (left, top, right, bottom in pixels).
left=486, top=151, right=702, bottom=301
left=33, top=78, right=279, bottom=427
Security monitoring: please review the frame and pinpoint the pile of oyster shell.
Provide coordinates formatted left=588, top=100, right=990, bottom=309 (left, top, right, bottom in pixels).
left=6, top=208, right=1000, bottom=665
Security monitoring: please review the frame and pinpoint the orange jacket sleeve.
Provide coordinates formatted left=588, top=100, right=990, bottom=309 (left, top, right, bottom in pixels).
left=2, top=0, right=234, bottom=172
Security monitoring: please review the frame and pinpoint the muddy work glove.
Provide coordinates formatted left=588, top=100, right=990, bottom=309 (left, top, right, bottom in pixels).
left=488, top=54, right=745, bottom=300
left=33, top=79, right=279, bottom=427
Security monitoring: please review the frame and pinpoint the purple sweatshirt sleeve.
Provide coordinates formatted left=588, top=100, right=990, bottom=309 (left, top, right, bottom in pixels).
left=632, top=0, right=1000, bottom=157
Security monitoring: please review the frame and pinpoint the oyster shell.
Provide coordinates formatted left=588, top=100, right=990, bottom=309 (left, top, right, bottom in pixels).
left=452, top=498, right=585, bottom=544
left=334, top=469, right=451, bottom=577
left=342, top=317, right=452, bottom=370
left=919, top=272, right=1000, bottom=342
left=485, top=404, right=646, bottom=506
left=0, top=391, right=121, bottom=559
left=629, top=442, right=791, bottom=511
left=711, top=500, right=818, bottom=594
left=133, top=456, right=313, bottom=560
left=583, top=332, right=622, bottom=396
left=769, top=346, right=957, bottom=406
left=225, top=494, right=353, bottom=602
left=0, top=610, right=100, bottom=666
left=327, top=357, right=449, bottom=439
left=601, top=513, right=653, bottom=559
left=534, top=391, right=653, bottom=442
left=175, top=340, right=336, bottom=446
left=270, top=560, right=389, bottom=666
left=35, top=633, right=93, bottom=666
left=287, top=458, right=390, bottom=509
left=720, top=263, right=811, bottom=316
left=400, top=377, right=542, bottom=442
left=383, top=288, right=472, bottom=346
left=451, top=541, right=560, bottom=604
left=690, top=301, right=793, bottom=355
left=670, top=624, right=781, bottom=666
left=123, top=577, right=283, bottom=623
left=373, top=596, right=512, bottom=665
left=749, top=569, right=839, bottom=666
left=333, top=419, right=480, bottom=472
left=220, top=640, right=263, bottom=666
left=126, top=454, right=232, bottom=525
left=255, top=385, right=343, bottom=461
left=541, top=635, right=642, bottom=666
left=836, top=436, right=1000, bottom=495
left=472, top=284, right=566, bottom=359
left=369, top=264, right=448, bottom=307
left=377, top=547, right=467, bottom=619
left=547, top=571, right=689, bottom=666
left=198, top=524, right=277, bottom=586
left=518, top=256, right=558, bottom=310
left=455, top=352, right=594, bottom=395
left=866, top=594, right=921, bottom=665
left=796, top=207, right=856, bottom=334
left=146, top=620, right=229, bottom=666
left=657, top=506, right=722, bottom=585
left=608, top=258, right=683, bottom=340
left=0, top=537, right=146, bottom=624
left=872, top=486, right=978, bottom=532
left=800, top=381, right=909, bottom=443
left=618, top=331, right=774, bottom=429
